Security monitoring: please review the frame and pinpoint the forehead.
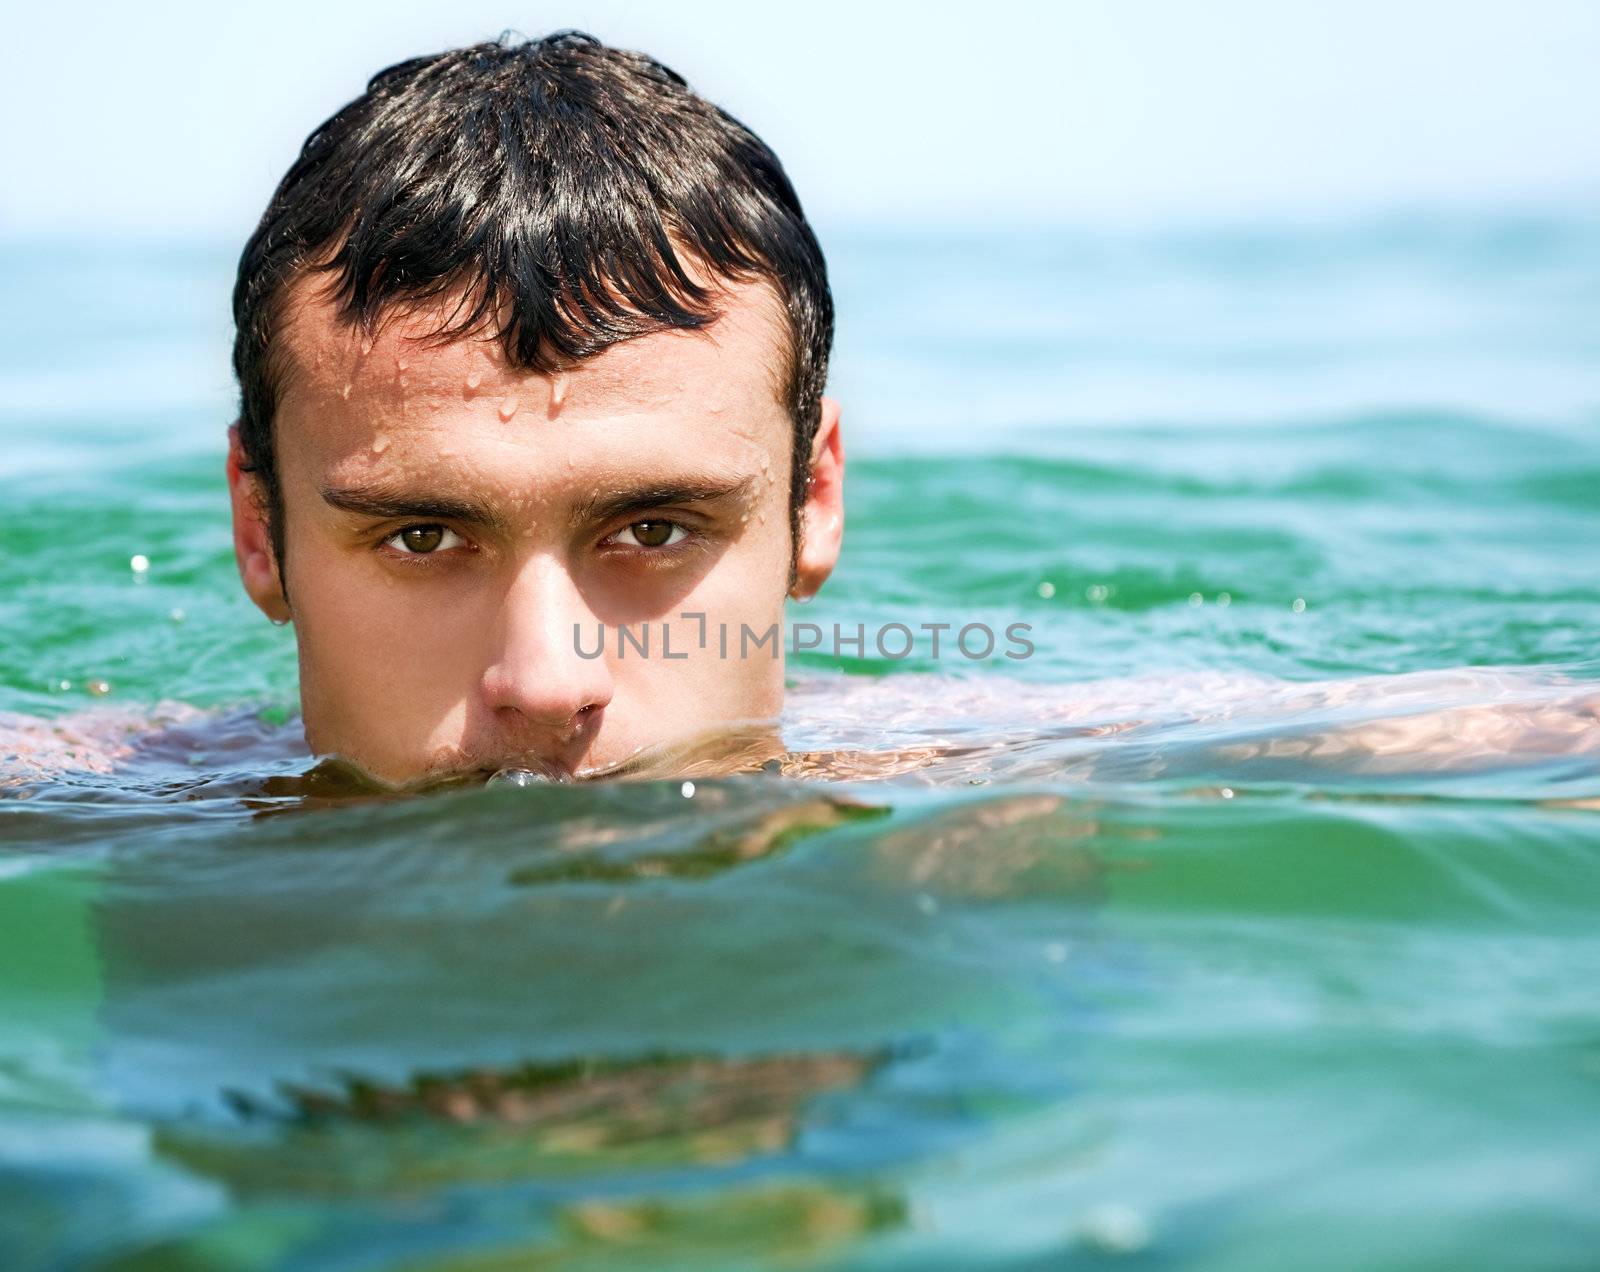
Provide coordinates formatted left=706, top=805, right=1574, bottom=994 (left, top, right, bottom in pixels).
left=272, top=271, right=794, bottom=448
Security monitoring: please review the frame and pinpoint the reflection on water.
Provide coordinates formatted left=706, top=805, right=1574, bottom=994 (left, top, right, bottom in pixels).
left=1, top=665, right=1596, bottom=1267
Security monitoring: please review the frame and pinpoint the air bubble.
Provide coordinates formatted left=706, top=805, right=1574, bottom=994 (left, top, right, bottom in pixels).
left=130, top=554, right=150, bottom=574
left=1037, top=581, right=1056, bottom=599
left=487, top=767, right=552, bottom=788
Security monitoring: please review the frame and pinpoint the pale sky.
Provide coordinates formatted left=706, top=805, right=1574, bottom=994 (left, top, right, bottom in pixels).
left=3, top=0, right=1598, bottom=237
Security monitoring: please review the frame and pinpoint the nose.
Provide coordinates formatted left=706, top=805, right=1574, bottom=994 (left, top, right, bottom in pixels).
left=480, top=555, right=614, bottom=739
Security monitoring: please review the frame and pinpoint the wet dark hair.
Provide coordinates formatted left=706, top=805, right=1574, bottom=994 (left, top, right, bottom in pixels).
left=231, top=31, right=831, bottom=578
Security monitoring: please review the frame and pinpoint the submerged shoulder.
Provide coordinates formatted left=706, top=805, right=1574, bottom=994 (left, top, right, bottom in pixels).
left=0, top=703, right=210, bottom=788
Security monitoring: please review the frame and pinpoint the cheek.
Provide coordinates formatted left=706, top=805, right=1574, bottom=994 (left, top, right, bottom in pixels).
left=288, top=541, right=484, bottom=712
left=637, top=537, right=791, bottom=711
left=691, top=519, right=792, bottom=623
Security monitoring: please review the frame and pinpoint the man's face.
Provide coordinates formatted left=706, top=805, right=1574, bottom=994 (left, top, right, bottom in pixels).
left=228, top=278, right=843, bottom=784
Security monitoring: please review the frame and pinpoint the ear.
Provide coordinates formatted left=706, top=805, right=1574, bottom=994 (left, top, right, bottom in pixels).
left=792, top=395, right=844, bottom=600
left=227, top=424, right=291, bottom=623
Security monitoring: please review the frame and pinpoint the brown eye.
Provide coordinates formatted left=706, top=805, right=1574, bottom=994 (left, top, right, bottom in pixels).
left=388, top=524, right=464, bottom=553
left=608, top=520, right=687, bottom=551
left=628, top=520, right=675, bottom=548
left=401, top=526, right=444, bottom=553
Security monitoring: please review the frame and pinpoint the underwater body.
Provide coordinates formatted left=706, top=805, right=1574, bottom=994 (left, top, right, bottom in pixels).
left=2, top=214, right=1599, bottom=1268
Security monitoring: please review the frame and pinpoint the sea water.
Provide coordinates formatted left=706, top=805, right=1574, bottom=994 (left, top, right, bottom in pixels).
left=1, top=213, right=1598, bottom=1269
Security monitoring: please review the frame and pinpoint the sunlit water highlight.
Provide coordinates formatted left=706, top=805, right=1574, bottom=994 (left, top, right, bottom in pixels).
left=2, top=215, right=1599, bottom=1269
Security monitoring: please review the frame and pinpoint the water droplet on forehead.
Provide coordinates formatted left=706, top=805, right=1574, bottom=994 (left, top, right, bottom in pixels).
left=340, top=383, right=352, bottom=401
left=498, top=395, right=519, bottom=422
left=465, top=370, right=482, bottom=392
left=371, top=435, right=390, bottom=454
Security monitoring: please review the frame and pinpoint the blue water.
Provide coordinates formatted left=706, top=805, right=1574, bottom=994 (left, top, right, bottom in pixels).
left=2, top=211, right=1599, bottom=1269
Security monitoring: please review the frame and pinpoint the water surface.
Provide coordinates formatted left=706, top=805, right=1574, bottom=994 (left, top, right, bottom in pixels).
left=2, top=215, right=1599, bottom=1269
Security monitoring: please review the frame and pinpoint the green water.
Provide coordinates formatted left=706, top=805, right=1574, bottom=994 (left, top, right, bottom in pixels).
left=2, top=219, right=1600, bottom=1268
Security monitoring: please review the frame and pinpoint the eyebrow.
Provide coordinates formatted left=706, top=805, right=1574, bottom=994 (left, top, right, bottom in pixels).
left=319, top=474, right=758, bottom=532
left=319, top=484, right=507, bottom=531
left=570, top=475, right=759, bottom=527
